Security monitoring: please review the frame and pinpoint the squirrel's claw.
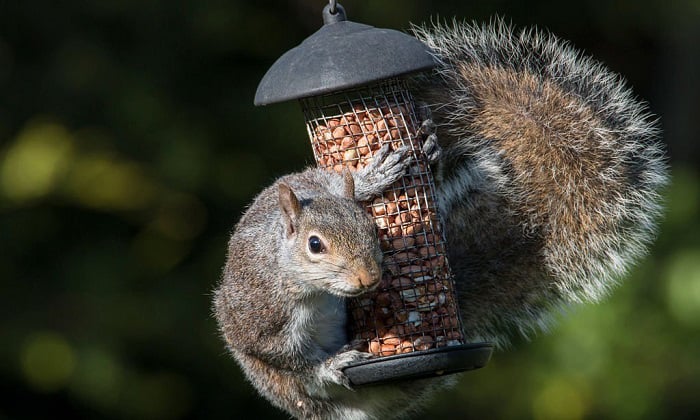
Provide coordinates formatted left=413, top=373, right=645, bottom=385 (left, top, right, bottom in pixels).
left=339, top=339, right=367, bottom=353
left=418, top=118, right=437, bottom=136
left=422, top=132, right=442, bottom=165
left=418, top=119, right=442, bottom=165
left=321, top=350, right=373, bottom=390
left=375, top=144, right=413, bottom=175
left=353, top=144, right=412, bottom=200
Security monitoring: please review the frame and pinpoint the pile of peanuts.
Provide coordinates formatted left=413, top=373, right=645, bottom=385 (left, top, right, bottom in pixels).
left=307, top=100, right=464, bottom=357
left=311, top=103, right=417, bottom=172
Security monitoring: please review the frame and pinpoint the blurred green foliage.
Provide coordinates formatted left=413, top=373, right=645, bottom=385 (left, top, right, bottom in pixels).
left=1, top=0, right=698, bottom=419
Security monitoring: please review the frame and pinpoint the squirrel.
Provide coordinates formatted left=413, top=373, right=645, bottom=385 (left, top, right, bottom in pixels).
left=213, top=19, right=668, bottom=420
left=213, top=144, right=447, bottom=419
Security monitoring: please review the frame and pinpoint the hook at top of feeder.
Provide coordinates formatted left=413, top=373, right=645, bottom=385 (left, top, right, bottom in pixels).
left=323, top=2, right=346, bottom=25
left=253, top=2, right=437, bottom=106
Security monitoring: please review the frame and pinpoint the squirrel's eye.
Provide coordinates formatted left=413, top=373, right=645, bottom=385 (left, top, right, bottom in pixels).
left=308, top=235, right=325, bottom=254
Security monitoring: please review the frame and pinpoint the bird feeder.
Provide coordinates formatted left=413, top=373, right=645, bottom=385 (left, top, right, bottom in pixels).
left=254, top=1, right=493, bottom=386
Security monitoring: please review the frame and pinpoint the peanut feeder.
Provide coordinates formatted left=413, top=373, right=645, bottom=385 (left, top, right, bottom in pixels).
left=254, top=1, right=492, bottom=386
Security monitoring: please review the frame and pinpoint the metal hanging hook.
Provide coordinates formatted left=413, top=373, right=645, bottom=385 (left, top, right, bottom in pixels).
left=322, top=0, right=345, bottom=24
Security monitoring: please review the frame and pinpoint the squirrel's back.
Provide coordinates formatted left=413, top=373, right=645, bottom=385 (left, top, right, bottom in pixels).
left=413, top=20, right=668, bottom=345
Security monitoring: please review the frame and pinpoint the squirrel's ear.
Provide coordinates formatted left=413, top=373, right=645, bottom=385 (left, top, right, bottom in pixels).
left=278, top=182, right=301, bottom=237
left=342, top=169, right=355, bottom=200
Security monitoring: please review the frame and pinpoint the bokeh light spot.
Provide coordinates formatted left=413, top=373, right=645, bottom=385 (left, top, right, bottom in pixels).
left=20, top=331, right=76, bottom=393
left=0, top=120, right=74, bottom=202
left=666, top=248, right=700, bottom=327
left=70, top=347, right=123, bottom=409
left=532, top=377, right=587, bottom=420
left=63, top=154, right=158, bottom=211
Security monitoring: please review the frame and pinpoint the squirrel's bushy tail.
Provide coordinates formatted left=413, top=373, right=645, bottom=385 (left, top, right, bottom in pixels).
left=412, top=19, right=669, bottom=345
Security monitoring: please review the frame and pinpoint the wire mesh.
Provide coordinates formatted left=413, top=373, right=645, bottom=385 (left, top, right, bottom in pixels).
left=301, top=79, right=465, bottom=357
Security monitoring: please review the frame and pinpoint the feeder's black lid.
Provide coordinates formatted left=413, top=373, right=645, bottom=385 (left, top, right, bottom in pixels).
left=254, top=4, right=437, bottom=106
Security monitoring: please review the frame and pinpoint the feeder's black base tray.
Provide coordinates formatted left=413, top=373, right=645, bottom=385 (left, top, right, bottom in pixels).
left=343, top=343, right=494, bottom=387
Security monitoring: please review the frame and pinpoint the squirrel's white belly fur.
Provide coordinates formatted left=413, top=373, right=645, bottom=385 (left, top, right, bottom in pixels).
left=289, top=293, right=347, bottom=358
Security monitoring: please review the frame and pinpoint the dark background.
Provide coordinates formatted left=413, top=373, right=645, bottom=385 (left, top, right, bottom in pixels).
left=1, top=0, right=698, bottom=419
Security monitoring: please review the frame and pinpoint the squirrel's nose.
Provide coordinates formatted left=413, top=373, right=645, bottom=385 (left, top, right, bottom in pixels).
left=352, top=266, right=380, bottom=289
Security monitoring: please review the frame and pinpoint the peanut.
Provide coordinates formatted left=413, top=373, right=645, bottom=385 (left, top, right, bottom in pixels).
left=413, top=335, right=434, bottom=351
left=380, top=344, right=397, bottom=356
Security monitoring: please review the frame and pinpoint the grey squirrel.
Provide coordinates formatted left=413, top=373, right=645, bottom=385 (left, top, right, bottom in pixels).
left=213, top=20, right=668, bottom=419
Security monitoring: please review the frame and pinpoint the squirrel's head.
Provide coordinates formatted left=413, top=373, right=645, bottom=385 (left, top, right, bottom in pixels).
left=277, top=173, right=382, bottom=297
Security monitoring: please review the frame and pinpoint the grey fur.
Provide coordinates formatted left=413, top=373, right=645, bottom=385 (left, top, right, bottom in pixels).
left=214, top=19, right=669, bottom=419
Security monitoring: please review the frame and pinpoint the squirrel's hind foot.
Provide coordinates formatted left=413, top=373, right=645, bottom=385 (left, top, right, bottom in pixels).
left=317, top=350, right=374, bottom=390
left=418, top=119, right=442, bottom=165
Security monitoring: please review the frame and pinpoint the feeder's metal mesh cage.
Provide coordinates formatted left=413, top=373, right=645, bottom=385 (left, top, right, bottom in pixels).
left=301, top=78, right=466, bottom=357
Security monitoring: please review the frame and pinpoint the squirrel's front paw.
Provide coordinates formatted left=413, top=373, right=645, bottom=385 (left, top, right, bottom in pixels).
left=354, top=144, right=412, bottom=200
left=320, top=350, right=374, bottom=390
